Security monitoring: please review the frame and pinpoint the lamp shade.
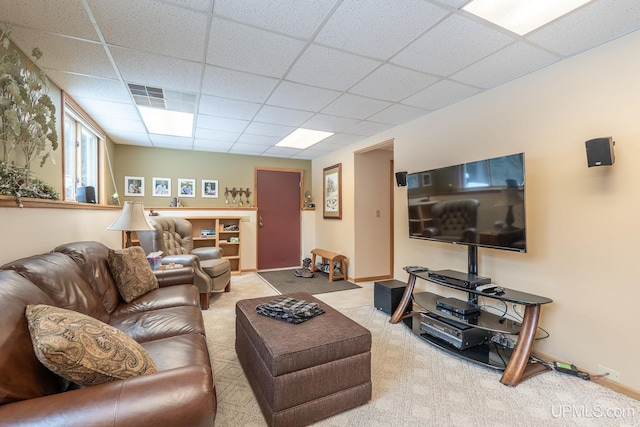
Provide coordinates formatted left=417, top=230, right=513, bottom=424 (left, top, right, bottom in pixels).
left=107, top=201, right=154, bottom=231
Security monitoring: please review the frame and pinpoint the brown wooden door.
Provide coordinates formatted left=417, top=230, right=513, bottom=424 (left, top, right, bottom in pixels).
left=256, top=169, right=301, bottom=270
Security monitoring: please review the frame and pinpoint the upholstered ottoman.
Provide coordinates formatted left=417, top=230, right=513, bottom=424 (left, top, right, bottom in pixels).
left=235, top=292, right=371, bottom=427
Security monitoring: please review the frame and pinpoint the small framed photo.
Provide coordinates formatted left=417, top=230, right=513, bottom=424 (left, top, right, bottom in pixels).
left=421, top=172, right=432, bottom=187
left=152, top=177, right=171, bottom=197
left=124, top=176, right=144, bottom=197
left=178, top=178, right=196, bottom=197
left=201, top=179, right=219, bottom=198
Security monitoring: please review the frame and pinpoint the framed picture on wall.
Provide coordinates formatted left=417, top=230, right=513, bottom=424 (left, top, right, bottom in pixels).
left=152, top=177, right=171, bottom=197
left=177, top=178, right=196, bottom=197
left=323, top=163, right=342, bottom=219
left=124, top=176, right=144, bottom=197
left=201, top=179, right=219, bottom=198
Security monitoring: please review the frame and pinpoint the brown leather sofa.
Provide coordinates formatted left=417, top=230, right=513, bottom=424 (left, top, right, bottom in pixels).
left=137, top=216, right=232, bottom=309
left=0, top=241, right=216, bottom=426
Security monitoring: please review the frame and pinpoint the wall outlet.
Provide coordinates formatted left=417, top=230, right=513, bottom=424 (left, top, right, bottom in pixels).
left=597, top=365, right=620, bottom=382
left=241, top=216, right=250, bottom=222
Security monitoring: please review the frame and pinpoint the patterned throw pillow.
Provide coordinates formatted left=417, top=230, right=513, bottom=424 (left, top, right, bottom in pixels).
left=107, top=246, right=159, bottom=302
left=25, top=304, right=158, bottom=386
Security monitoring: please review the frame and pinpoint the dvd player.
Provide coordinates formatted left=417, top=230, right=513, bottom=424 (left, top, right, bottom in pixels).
left=436, top=297, right=480, bottom=315
left=420, top=313, right=489, bottom=350
left=427, top=269, right=491, bottom=289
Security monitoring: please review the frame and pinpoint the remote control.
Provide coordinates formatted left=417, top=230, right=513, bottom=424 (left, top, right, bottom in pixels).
left=476, top=284, right=496, bottom=293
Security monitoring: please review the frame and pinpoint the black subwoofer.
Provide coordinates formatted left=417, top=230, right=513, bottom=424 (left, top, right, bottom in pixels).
left=374, top=279, right=409, bottom=315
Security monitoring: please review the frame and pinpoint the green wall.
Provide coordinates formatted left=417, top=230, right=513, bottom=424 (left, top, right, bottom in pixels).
left=114, top=144, right=311, bottom=208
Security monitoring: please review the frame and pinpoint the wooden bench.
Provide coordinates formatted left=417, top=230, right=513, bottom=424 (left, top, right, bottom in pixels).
left=310, top=248, right=347, bottom=282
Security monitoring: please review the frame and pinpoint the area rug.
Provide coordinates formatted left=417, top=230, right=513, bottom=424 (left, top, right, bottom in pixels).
left=257, top=268, right=361, bottom=295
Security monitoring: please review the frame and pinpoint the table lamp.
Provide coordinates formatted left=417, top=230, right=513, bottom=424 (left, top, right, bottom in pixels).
left=107, top=201, right=154, bottom=247
left=494, top=186, right=523, bottom=230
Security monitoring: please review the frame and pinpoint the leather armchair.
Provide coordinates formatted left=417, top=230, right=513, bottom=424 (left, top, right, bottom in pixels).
left=423, top=199, right=479, bottom=243
left=137, top=216, right=231, bottom=309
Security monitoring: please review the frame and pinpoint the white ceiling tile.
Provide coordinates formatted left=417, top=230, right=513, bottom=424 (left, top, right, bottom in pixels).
left=262, top=146, right=300, bottom=157
left=194, top=128, right=240, bottom=142
left=301, top=114, right=359, bottom=133
left=228, top=143, right=269, bottom=154
left=367, top=104, right=431, bottom=125
left=213, top=0, right=337, bottom=39
left=0, top=0, right=99, bottom=41
left=434, top=0, right=469, bottom=8
left=451, top=42, right=561, bottom=89
left=150, top=134, right=194, bottom=148
left=196, top=115, right=248, bottom=132
left=315, top=0, right=449, bottom=60
left=9, top=28, right=116, bottom=79
left=244, top=122, right=295, bottom=138
left=198, top=95, right=261, bottom=120
left=87, top=0, right=207, bottom=61
left=392, top=14, right=516, bottom=76
left=206, top=18, right=305, bottom=77
left=193, top=139, right=235, bottom=152
left=402, top=79, right=482, bottom=110
left=111, top=135, right=152, bottom=147
left=322, top=94, right=392, bottom=120
left=43, top=71, right=130, bottom=104
left=98, top=118, right=147, bottom=134
left=350, top=64, right=439, bottom=102
left=236, top=134, right=281, bottom=146
left=202, top=66, right=279, bottom=102
left=267, top=81, right=341, bottom=111
left=344, top=121, right=393, bottom=136
left=112, top=47, right=202, bottom=93
left=321, top=133, right=366, bottom=146
left=253, top=106, right=314, bottom=127
left=286, top=44, right=382, bottom=91
left=307, top=141, right=345, bottom=152
left=527, top=0, right=640, bottom=56
left=72, top=97, right=139, bottom=121
left=163, top=0, right=212, bottom=12
left=292, top=150, right=324, bottom=160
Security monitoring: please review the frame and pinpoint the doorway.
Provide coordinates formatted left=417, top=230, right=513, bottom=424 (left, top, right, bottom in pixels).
left=256, top=168, right=302, bottom=270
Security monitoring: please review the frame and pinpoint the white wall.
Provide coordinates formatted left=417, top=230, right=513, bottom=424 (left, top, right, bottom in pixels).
left=313, top=29, right=640, bottom=391
left=0, top=207, right=122, bottom=264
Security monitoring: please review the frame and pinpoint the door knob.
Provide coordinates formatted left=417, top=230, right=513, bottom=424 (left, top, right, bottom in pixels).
left=259, top=215, right=263, bottom=228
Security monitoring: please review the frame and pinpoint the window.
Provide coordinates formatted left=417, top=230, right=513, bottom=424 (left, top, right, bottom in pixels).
left=63, top=95, right=103, bottom=202
left=463, top=154, right=524, bottom=189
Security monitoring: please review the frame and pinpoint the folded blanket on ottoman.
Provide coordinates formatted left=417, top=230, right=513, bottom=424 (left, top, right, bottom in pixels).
left=256, top=296, right=325, bottom=324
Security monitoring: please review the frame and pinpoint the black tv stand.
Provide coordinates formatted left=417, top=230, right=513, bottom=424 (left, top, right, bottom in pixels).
left=390, top=247, right=553, bottom=386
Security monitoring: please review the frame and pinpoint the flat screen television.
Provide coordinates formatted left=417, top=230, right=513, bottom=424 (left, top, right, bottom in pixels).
left=407, top=153, right=526, bottom=252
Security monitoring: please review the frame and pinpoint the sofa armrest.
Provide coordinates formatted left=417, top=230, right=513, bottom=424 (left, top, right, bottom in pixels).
left=154, top=266, right=194, bottom=287
left=191, top=247, right=223, bottom=260
left=0, top=365, right=216, bottom=427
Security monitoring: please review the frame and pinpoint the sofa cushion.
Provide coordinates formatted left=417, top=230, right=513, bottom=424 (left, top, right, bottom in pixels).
left=0, top=271, right=65, bottom=405
left=110, top=284, right=199, bottom=318
left=1, top=252, right=110, bottom=323
left=54, top=241, right=122, bottom=314
left=26, top=304, right=158, bottom=387
left=108, top=246, right=159, bottom=303
left=109, top=305, right=206, bottom=343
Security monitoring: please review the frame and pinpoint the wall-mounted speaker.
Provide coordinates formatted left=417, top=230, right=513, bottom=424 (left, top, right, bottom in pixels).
left=395, top=171, right=407, bottom=187
left=77, top=186, right=96, bottom=203
left=585, top=137, right=615, bottom=167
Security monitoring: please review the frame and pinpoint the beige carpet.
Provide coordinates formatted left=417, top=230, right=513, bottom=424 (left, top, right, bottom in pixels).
left=203, top=273, right=640, bottom=426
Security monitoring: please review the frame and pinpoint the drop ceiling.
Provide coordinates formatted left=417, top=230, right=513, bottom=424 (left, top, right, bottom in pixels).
left=2, top=0, right=640, bottom=159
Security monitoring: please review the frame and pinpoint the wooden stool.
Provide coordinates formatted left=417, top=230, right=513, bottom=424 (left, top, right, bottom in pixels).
left=310, top=248, right=347, bottom=281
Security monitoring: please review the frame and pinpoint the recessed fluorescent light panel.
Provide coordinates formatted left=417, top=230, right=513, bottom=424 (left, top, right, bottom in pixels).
left=128, top=84, right=195, bottom=137
left=463, top=0, right=592, bottom=35
left=276, top=128, right=334, bottom=149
